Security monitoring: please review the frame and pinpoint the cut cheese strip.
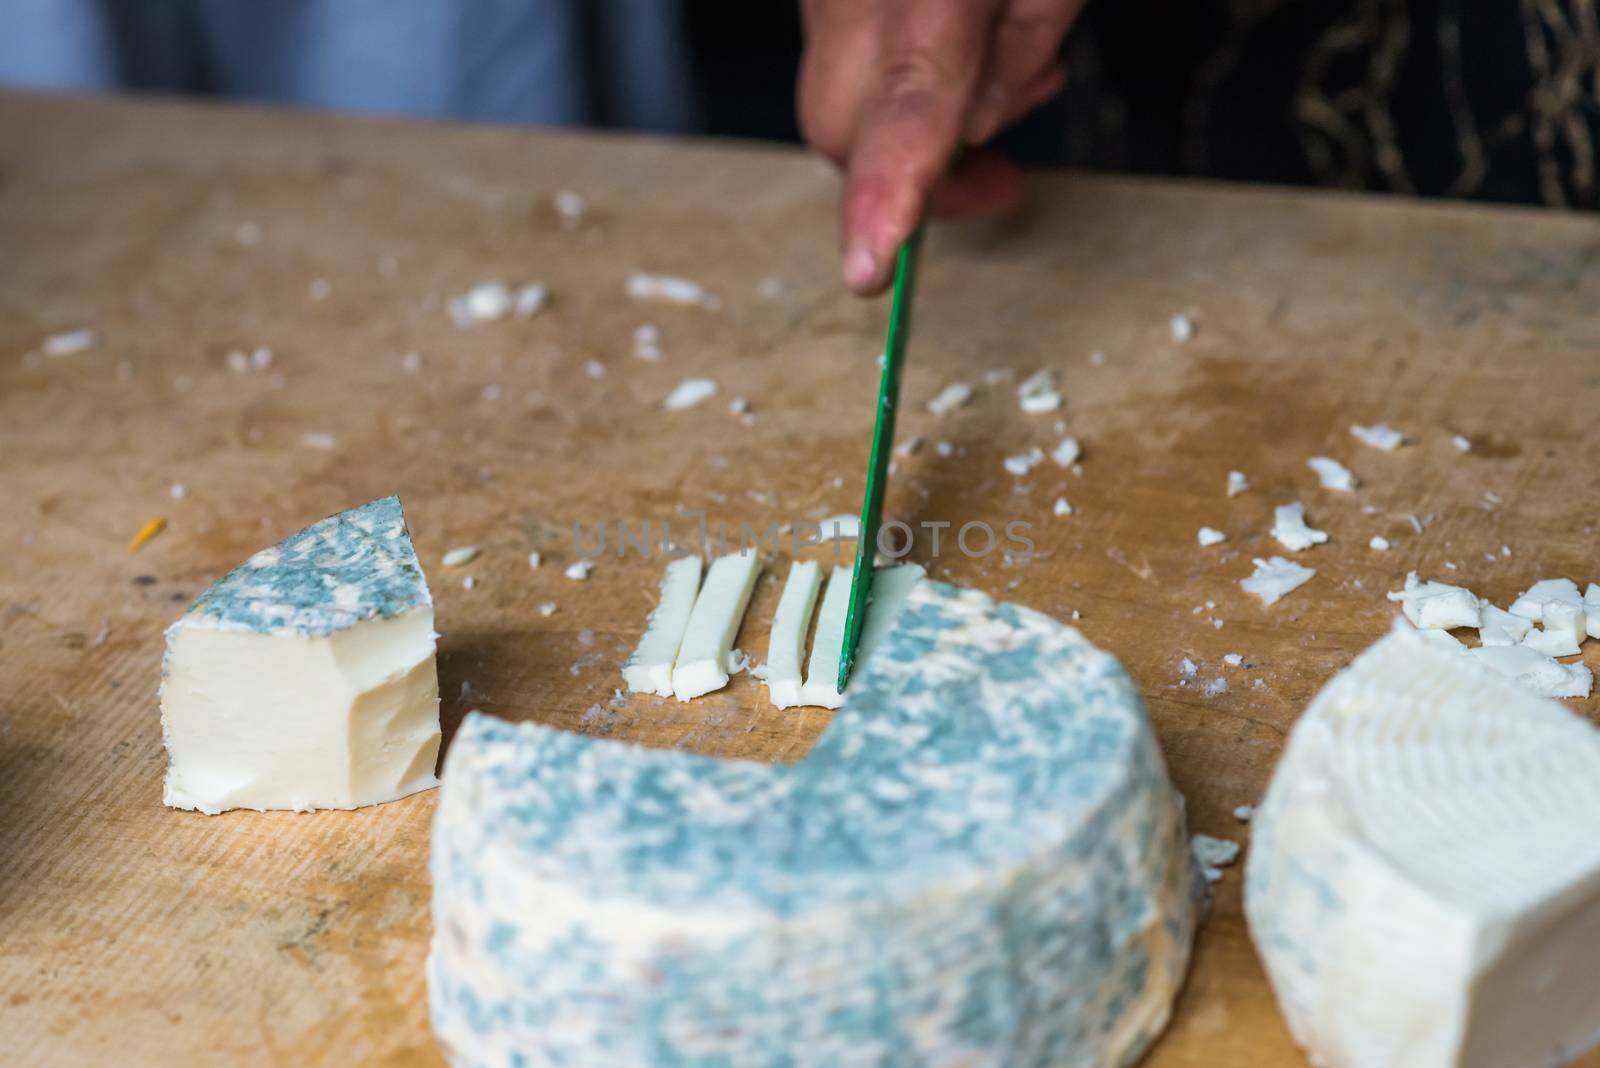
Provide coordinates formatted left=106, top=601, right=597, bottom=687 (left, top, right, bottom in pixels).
left=854, top=564, right=927, bottom=667
left=800, top=565, right=853, bottom=709
left=671, top=552, right=762, bottom=701
left=765, top=560, right=822, bottom=709
left=622, top=555, right=703, bottom=696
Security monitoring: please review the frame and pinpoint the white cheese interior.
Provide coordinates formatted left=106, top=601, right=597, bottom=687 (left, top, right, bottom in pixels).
left=764, top=560, right=822, bottom=710
left=671, top=552, right=761, bottom=701
left=622, top=555, right=703, bottom=696
left=161, top=606, right=440, bottom=813
left=1247, top=623, right=1600, bottom=1068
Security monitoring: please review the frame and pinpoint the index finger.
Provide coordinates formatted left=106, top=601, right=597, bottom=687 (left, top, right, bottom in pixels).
left=840, top=0, right=1003, bottom=294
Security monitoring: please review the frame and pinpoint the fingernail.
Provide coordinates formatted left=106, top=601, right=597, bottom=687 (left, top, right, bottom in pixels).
left=844, top=242, right=878, bottom=291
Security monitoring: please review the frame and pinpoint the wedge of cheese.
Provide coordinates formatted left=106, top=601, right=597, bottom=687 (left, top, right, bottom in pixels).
left=159, top=496, right=441, bottom=813
left=1246, top=622, right=1600, bottom=1068
left=431, top=580, right=1202, bottom=1066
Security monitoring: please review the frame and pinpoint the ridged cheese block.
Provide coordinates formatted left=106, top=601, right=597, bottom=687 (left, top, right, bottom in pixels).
left=1246, top=623, right=1600, bottom=1068
left=160, top=495, right=441, bottom=813
left=430, top=580, right=1202, bottom=1067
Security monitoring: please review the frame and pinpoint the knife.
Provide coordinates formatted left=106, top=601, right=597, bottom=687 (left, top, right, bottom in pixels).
left=837, top=225, right=924, bottom=691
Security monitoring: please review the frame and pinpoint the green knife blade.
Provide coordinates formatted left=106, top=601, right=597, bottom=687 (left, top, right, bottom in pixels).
left=838, top=225, right=924, bottom=691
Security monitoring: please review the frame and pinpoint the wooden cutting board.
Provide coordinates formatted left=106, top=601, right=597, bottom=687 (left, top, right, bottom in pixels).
left=2, top=91, right=1597, bottom=1067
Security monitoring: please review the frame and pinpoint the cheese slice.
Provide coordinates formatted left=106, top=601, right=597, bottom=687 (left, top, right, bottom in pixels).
left=622, top=555, right=703, bottom=696
left=799, top=565, right=853, bottom=709
left=670, top=551, right=762, bottom=700
left=159, top=496, right=440, bottom=813
left=853, top=563, right=927, bottom=666
left=764, top=560, right=822, bottom=709
left=1246, top=623, right=1600, bottom=1068
left=431, top=580, right=1203, bottom=1067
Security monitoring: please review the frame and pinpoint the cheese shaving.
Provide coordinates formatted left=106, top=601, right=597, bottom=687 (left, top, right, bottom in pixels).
left=1242, top=557, right=1316, bottom=605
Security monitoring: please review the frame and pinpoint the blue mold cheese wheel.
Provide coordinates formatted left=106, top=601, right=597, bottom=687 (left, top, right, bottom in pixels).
left=429, top=581, right=1203, bottom=1066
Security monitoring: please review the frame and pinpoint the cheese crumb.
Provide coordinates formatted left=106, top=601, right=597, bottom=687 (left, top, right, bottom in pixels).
left=729, top=396, right=750, bottom=415
left=1197, top=527, right=1226, bottom=547
left=584, top=361, right=606, bottom=380
left=554, top=190, right=585, bottom=227
left=1369, top=536, right=1391, bottom=551
left=1050, top=436, right=1081, bottom=467
left=1192, top=834, right=1240, bottom=882
left=663, top=378, right=718, bottom=411
left=1242, top=556, right=1316, bottom=606
left=462, top=575, right=477, bottom=590
left=564, top=560, right=594, bottom=581
left=895, top=435, right=923, bottom=458
left=1202, top=677, right=1229, bottom=697
left=442, top=546, right=481, bottom=567
left=1307, top=456, right=1358, bottom=491
left=1453, top=434, right=1472, bottom=452
left=400, top=352, right=423, bottom=374
left=1271, top=502, right=1329, bottom=551
left=1233, top=804, right=1255, bottom=822
left=514, top=284, right=548, bottom=318
left=1386, top=572, right=1481, bottom=629
left=169, top=482, right=187, bottom=500
left=1227, top=471, right=1249, bottom=497
left=1508, top=578, right=1583, bottom=623
left=1017, top=368, right=1062, bottom=413
left=626, top=272, right=717, bottom=308
left=1170, top=313, right=1196, bottom=342
left=1350, top=424, right=1406, bottom=450
left=460, top=281, right=513, bottom=322
left=1223, top=653, right=1244, bottom=666
left=1179, top=658, right=1198, bottom=677
left=1053, top=497, right=1073, bottom=517
left=299, top=431, right=338, bottom=451
left=1088, top=350, right=1106, bottom=366
left=1524, top=602, right=1584, bottom=657
left=633, top=323, right=662, bottom=361
left=539, top=601, right=559, bottom=616
left=1004, top=448, right=1045, bottom=477
left=934, top=440, right=954, bottom=458
left=527, top=551, right=542, bottom=570
left=926, top=382, right=973, bottom=416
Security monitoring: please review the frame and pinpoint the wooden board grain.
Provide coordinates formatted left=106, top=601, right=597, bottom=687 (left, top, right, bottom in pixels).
left=2, top=91, right=1599, bottom=1067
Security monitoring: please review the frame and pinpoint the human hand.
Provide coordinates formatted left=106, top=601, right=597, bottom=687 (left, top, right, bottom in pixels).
left=799, top=0, right=1084, bottom=295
